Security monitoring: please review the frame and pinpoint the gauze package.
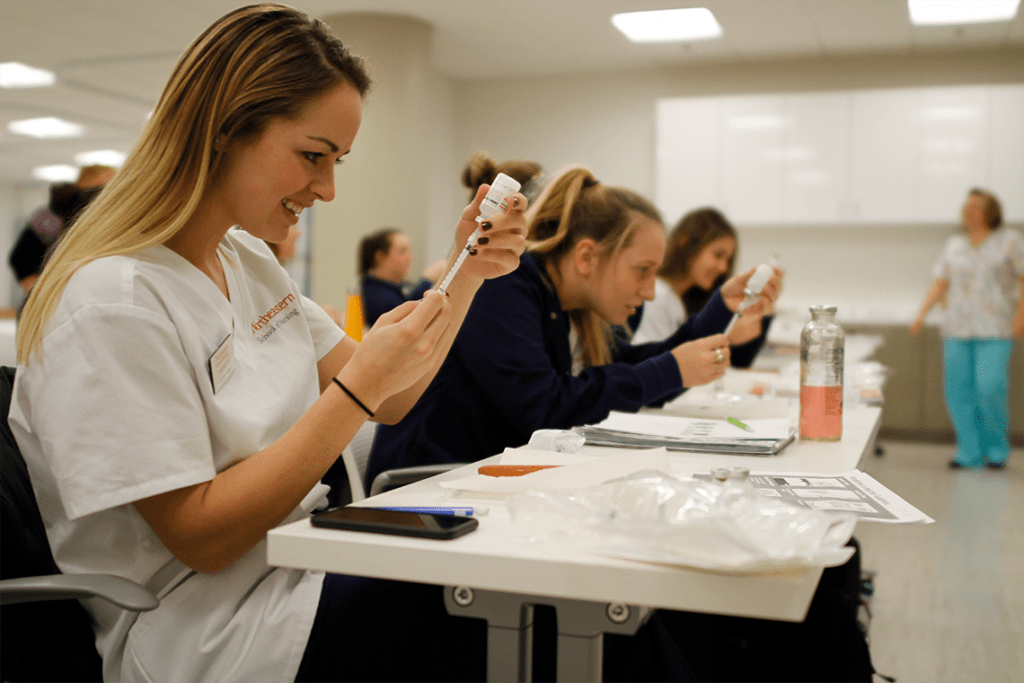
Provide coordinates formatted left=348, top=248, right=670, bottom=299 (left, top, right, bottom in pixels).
left=507, top=470, right=856, bottom=573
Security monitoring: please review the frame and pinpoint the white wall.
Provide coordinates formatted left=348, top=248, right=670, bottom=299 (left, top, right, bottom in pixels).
left=312, top=14, right=461, bottom=310
left=1, top=181, right=49, bottom=310
left=446, top=47, right=1024, bottom=323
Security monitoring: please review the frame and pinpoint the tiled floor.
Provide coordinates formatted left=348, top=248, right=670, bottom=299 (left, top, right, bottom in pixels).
left=855, top=440, right=1024, bottom=683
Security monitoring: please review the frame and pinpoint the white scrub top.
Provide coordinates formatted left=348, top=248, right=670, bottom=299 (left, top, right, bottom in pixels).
left=10, top=228, right=345, bottom=683
left=632, top=278, right=687, bottom=344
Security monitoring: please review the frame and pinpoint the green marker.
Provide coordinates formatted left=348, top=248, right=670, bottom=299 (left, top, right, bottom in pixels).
left=726, top=416, right=754, bottom=432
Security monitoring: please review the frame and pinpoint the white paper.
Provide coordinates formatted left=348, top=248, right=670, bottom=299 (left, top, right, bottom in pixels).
left=655, top=397, right=792, bottom=420
left=693, top=469, right=934, bottom=524
left=596, top=412, right=792, bottom=441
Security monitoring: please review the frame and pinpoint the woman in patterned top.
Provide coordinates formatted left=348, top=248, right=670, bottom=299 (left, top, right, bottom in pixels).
left=911, top=188, right=1024, bottom=469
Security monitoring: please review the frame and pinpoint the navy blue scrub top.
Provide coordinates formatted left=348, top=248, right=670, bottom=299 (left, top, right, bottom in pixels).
left=361, top=275, right=432, bottom=327
left=367, top=252, right=735, bottom=485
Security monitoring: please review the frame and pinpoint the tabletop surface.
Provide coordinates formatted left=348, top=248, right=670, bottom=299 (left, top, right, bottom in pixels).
left=268, top=401, right=880, bottom=622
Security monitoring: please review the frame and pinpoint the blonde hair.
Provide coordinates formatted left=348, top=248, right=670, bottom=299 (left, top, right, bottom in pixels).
left=18, top=4, right=370, bottom=363
left=527, top=167, right=662, bottom=368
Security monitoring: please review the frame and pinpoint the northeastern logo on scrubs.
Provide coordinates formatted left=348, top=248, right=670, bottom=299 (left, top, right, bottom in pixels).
left=251, top=293, right=299, bottom=343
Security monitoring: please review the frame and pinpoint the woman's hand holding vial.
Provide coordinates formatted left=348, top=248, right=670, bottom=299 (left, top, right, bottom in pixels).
left=438, top=177, right=528, bottom=291
left=720, top=265, right=783, bottom=319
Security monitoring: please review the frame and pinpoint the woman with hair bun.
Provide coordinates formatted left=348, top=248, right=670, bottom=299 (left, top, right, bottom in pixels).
left=462, top=151, right=549, bottom=205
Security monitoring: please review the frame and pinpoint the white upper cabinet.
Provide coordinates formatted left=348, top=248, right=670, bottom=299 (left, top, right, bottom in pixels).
left=657, top=84, right=1024, bottom=225
left=655, top=97, right=721, bottom=227
left=916, top=86, right=991, bottom=222
left=850, top=88, right=919, bottom=222
left=719, top=95, right=785, bottom=224
left=988, top=84, right=1024, bottom=224
left=781, top=92, right=850, bottom=223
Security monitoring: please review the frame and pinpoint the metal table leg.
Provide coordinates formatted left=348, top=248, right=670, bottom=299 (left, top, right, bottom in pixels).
left=444, top=586, right=651, bottom=683
left=445, top=586, right=535, bottom=682
left=545, top=597, right=651, bottom=683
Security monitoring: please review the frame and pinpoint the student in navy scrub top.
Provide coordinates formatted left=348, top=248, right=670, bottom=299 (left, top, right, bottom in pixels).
left=358, top=228, right=446, bottom=327
left=10, top=5, right=533, bottom=681
left=369, top=167, right=780, bottom=484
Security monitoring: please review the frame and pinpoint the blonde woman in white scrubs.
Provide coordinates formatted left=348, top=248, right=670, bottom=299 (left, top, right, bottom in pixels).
left=8, top=5, right=531, bottom=682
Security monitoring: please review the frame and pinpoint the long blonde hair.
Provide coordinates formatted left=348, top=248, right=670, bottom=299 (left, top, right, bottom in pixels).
left=527, top=167, right=662, bottom=368
left=17, top=4, right=370, bottom=363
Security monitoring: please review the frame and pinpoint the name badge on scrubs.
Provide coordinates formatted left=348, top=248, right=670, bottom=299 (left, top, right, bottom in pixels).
left=208, top=334, right=235, bottom=394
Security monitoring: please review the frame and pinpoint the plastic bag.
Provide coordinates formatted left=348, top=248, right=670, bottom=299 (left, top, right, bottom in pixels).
left=507, top=470, right=856, bottom=573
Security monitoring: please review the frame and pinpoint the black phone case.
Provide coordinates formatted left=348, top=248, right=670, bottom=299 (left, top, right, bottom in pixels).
left=311, top=508, right=478, bottom=540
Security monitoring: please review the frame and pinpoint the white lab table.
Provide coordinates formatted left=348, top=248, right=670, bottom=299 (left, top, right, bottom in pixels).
left=267, top=404, right=882, bottom=682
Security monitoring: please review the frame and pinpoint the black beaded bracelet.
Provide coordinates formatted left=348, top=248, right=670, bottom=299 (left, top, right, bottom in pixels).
left=332, top=377, right=374, bottom=418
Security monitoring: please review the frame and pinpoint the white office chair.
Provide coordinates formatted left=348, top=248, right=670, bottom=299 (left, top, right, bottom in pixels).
left=340, top=422, right=463, bottom=500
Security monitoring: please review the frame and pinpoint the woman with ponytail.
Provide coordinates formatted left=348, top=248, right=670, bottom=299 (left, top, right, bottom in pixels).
left=368, top=166, right=780, bottom=484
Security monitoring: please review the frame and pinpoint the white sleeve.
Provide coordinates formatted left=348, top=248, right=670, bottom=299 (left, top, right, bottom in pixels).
left=24, top=304, right=216, bottom=520
left=633, top=280, right=687, bottom=344
left=1009, top=230, right=1024, bottom=276
left=932, top=239, right=954, bottom=280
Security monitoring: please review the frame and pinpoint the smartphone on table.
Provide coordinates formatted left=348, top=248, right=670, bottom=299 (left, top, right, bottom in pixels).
left=311, top=506, right=478, bottom=540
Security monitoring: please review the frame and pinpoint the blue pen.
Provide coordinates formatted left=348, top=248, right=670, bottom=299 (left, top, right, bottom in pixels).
left=370, top=506, right=488, bottom=517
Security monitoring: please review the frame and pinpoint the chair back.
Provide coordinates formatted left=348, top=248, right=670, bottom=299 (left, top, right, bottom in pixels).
left=341, top=421, right=378, bottom=501
left=0, top=365, right=105, bottom=681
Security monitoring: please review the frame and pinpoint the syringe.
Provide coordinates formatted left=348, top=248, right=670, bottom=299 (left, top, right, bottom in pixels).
left=436, top=173, right=522, bottom=295
left=722, top=263, right=775, bottom=337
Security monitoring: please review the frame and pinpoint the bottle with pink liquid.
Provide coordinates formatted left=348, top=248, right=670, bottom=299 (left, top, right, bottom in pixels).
left=800, top=305, right=845, bottom=441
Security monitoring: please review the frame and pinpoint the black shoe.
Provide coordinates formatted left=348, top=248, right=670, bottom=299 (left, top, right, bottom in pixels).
left=986, top=461, right=1007, bottom=470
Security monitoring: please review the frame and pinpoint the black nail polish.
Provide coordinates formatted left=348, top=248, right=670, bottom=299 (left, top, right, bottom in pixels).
left=513, top=196, right=520, bottom=206
left=480, top=222, right=492, bottom=231
left=477, top=237, right=489, bottom=245
left=469, top=249, right=478, bottom=256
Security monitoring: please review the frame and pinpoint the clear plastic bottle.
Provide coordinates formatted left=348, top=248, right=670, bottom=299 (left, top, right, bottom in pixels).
left=799, top=305, right=845, bottom=441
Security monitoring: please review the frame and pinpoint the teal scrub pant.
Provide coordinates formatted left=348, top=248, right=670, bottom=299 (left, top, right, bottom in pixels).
left=943, top=338, right=1015, bottom=467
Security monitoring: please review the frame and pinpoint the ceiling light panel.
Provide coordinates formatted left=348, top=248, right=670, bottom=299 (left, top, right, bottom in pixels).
left=8, top=117, right=84, bottom=139
left=32, top=164, right=79, bottom=182
left=908, top=0, right=1021, bottom=25
left=612, top=8, right=724, bottom=43
left=0, top=61, right=56, bottom=88
left=75, top=149, right=127, bottom=167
